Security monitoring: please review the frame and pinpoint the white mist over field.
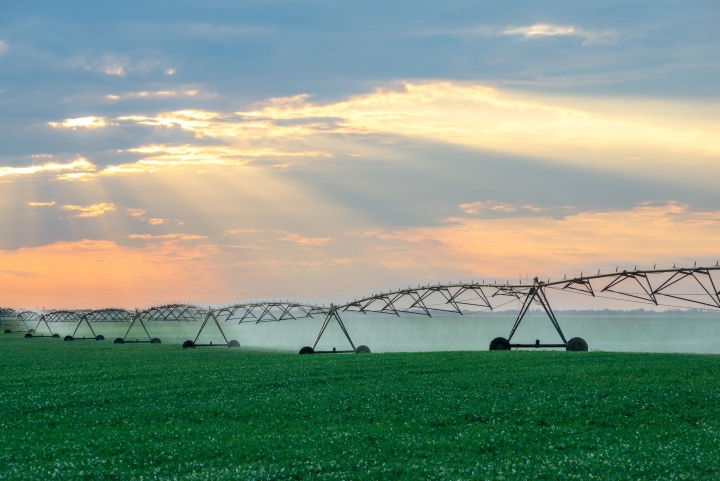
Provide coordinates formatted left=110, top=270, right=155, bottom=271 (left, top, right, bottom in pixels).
left=182, top=310, right=720, bottom=354
left=5, top=310, right=719, bottom=353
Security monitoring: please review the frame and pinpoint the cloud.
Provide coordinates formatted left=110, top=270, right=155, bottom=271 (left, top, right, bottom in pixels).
left=2, top=202, right=718, bottom=308
left=128, top=233, right=207, bottom=240
left=117, top=109, right=333, bottom=142
left=28, top=201, right=56, bottom=207
left=110, top=82, right=718, bottom=167
left=0, top=239, right=222, bottom=308
left=54, top=145, right=256, bottom=180
left=98, top=53, right=162, bottom=76
left=88, top=53, right=130, bottom=76
left=67, top=52, right=168, bottom=77
left=48, top=116, right=106, bottom=129
left=0, top=40, right=7, bottom=56
left=105, top=89, right=199, bottom=102
left=231, top=82, right=720, bottom=178
left=459, top=201, right=569, bottom=216
left=372, top=202, right=720, bottom=279
left=61, top=143, right=327, bottom=180
left=126, top=208, right=146, bottom=217
left=103, top=65, right=125, bottom=76
left=147, top=218, right=164, bottom=225
left=51, top=81, right=720, bottom=184
left=0, top=158, right=96, bottom=178
left=278, top=232, right=331, bottom=245
left=505, top=24, right=578, bottom=37
left=62, top=203, right=115, bottom=218
left=128, top=143, right=326, bottom=162
left=503, top=24, right=619, bottom=45
left=459, top=201, right=518, bottom=214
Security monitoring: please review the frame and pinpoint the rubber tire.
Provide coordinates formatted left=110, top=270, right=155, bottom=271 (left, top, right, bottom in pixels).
left=52, top=334, right=60, bottom=339
left=299, top=346, right=315, bottom=355
left=489, top=337, right=511, bottom=351
left=4, top=329, right=11, bottom=334
left=150, top=338, right=161, bottom=344
left=64, top=336, right=73, bottom=342
left=182, top=340, right=196, bottom=349
left=355, top=345, right=371, bottom=354
left=566, top=337, right=588, bottom=352
left=95, top=335, right=105, bottom=341
left=227, top=340, right=240, bottom=348
left=24, top=333, right=33, bottom=338
left=113, top=337, right=125, bottom=344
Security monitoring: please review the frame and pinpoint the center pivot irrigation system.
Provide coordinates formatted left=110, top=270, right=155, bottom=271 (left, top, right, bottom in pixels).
left=187, top=265, right=720, bottom=353
left=5, top=265, right=720, bottom=353
left=9, top=304, right=242, bottom=346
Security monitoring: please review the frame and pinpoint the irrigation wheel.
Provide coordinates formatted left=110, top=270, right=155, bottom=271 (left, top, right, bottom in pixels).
left=489, top=337, right=511, bottom=351
left=227, top=340, right=240, bottom=348
left=64, top=336, right=73, bottom=342
left=299, top=346, right=315, bottom=355
left=113, top=337, right=125, bottom=344
left=566, top=337, right=588, bottom=352
left=355, top=345, right=371, bottom=354
left=182, top=340, right=196, bottom=349
left=150, top=338, right=162, bottom=344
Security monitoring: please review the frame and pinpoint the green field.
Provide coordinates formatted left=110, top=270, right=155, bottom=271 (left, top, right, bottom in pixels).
left=1, top=336, right=719, bottom=480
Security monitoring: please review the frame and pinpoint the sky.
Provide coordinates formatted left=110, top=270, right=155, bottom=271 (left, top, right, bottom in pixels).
left=1, top=0, right=719, bottom=308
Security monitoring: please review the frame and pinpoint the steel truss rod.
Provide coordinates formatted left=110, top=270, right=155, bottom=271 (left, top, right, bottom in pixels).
left=650, top=268, right=720, bottom=309
left=73, top=314, right=98, bottom=338
left=311, top=307, right=356, bottom=351
left=137, top=303, right=203, bottom=323
left=490, top=286, right=527, bottom=300
left=193, top=311, right=229, bottom=344
left=452, top=286, right=493, bottom=310
left=0, top=308, right=17, bottom=331
left=602, top=271, right=657, bottom=304
left=508, top=285, right=566, bottom=344
left=32, top=316, right=55, bottom=337
left=8, top=311, right=38, bottom=333
left=237, top=306, right=257, bottom=323
left=406, top=290, right=433, bottom=316
left=561, top=278, right=595, bottom=297
left=257, top=303, right=278, bottom=322
left=212, top=302, right=325, bottom=324
left=122, top=314, right=152, bottom=341
left=85, top=308, right=133, bottom=323
left=436, top=288, right=463, bottom=314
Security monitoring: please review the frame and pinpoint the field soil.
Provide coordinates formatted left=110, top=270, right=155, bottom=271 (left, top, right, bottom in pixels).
left=1, top=336, right=719, bottom=480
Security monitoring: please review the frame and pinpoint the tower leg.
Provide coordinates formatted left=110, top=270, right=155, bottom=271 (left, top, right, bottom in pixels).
left=535, top=287, right=567, bottom=344
left=505, top=285, right=568, bottom=348
left=508, top=288, right=538, bottom=341
left=311, top=308, right=357, bottom=352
